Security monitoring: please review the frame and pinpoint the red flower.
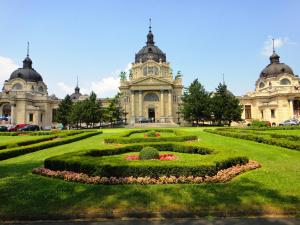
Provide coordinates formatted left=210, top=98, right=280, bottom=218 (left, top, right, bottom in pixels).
left=125, top=155, right=139, bottom=160
left=159, top=154, right=177, bottom=160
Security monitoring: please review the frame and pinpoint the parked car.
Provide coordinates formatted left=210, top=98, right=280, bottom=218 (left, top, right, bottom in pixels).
left=0, top=116, right=8, bottom=121
left=8, top=124, right=29, bottom=132
left=0, top=126, right=8, bottom=132
left=279, top=119, right=299, bottom=126
left=19, top=125, right=40, bottom=131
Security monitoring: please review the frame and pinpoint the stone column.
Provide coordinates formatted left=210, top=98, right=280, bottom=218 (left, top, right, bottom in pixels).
left=289, top=99, right=294, bottom=119
left=139, top=91, right=143, bottom=119
left=131, top=91, right=135, bottom=123
left=10, top=103, right=15, bottom=125
left=160, top=90, right=165, bottom=122
left=168, top=90, right=172, bottom=116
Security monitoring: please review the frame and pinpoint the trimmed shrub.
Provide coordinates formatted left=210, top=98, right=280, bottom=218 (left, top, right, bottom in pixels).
left=139, top=147, right=159, bottom=160
left=6, top=143, right=19, bottom=149
left=204, top=129, right=300, bottom=151
left=0, top=131, right=102, bottom=161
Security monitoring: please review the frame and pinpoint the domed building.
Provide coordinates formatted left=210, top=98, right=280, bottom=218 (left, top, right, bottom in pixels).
left=239, top=46, right=300, bottom=125
left=119, top=22, right=183, bottom=125
left=0, top=45, right=59, bottom=127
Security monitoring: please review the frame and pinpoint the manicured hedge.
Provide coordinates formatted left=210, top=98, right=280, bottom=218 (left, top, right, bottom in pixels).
left=204, top=129, right=300, bottom=151
left=104, top=135, right=198, bottom=144
left=0, top=131, right=102, bottom=161
left=0, top=130, right=84, bottom=136
left=0, top=135, right=57, bottom=150
left=104, top=128, right=197, bottom=144
left=86, top=142, right=213, bottom=157
left=45, top=155, right=248, bottom=178
left=44, top=142, right=248, bottom=178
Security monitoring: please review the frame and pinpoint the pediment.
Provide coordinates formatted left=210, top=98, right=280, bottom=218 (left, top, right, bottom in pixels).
left=131, top=76, right=173, bottom=86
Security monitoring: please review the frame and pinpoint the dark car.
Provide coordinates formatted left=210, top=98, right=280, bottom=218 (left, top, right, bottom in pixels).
left=19, top=125, right=40, bottom=131
left=0, top=126, right=8, bottom=132
left=8, top=124, right=29, bottom=132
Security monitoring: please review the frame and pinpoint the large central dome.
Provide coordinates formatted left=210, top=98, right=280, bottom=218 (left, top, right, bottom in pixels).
left=135, top=25, right=166, bottom=63
left=9, top=54, right=43, bottom=82
left=260, top=51, right=294, bottom=78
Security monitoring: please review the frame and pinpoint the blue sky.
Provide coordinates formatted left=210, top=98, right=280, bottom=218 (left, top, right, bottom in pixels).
left=0, top=0, right=299, bottom=98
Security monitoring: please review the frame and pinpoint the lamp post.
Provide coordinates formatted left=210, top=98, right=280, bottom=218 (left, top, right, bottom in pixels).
left=176, top=95, right=181, bottom=125
left=124, top=95, right=128, bottom=125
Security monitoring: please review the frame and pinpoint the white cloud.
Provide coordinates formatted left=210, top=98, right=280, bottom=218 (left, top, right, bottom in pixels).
left=0, top=56, right=19, bottom=81
left=261, top=36, right=294, bottom=57
left=89, top=76, right=120, bottom=97
left=56, top=63, right=132, bottom=98
left=57, top=82, right=74, bottom=94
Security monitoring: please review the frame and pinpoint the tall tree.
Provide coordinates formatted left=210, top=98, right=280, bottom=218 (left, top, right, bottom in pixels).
left=56, top=95, right=73, bottom=129
left=181, top=79, right=211, bottom=125
left=106, top=93, right=124, bottom=127
left=211, top=83, right=243, bottom=126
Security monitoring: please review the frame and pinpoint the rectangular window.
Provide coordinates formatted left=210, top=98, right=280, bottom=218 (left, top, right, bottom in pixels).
left=52, top=109, right=57, bottom=122
left=40, top=114, right=43, bottom=122
left=29, top=113, right=33, bottom=122
left=245, top=105, right=252, bottom=119
left=271, top=109, right=275, bottom=118
left=261, top=110, right=264, bottom=119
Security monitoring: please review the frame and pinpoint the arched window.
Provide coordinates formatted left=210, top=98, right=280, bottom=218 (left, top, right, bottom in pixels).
left=12, top=83, right=23, bottom=91
left=144, top=92, right=159, bottom=101
left=259, top=82, right=265, bottom=88
left=38, top=86, right=44, bottom=92
left=280, top=78, right=291, bottom=85
left=143, top=66, right=159, bottom=76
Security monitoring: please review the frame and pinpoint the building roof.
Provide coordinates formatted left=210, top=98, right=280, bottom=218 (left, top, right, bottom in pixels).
left=9, top=54, right=43, bottom=82
left=260, top=51, right=294, bottom=78
left=135, top=24, right=166, bottom=63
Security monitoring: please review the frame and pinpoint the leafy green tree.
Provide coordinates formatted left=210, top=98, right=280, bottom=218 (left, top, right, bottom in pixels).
left=106, top=93, right=124, bottom=127
left=69, top=101, right=85, bottom=129
left=56, top=95, right=73, bottom=128
left=181, top=79, right=211, bottom=125
left=211, top=83, right=243, bottom=126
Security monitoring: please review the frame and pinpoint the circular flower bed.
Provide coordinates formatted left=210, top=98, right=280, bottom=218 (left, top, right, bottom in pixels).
left=144, top=131, right=160, bottom=138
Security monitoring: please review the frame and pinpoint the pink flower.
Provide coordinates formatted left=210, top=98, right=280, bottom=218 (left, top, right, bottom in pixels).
left=125, top=155, right=139, bottom=160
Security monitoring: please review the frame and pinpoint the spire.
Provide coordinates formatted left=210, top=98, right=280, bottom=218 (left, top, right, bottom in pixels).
left=23, top=41, right=32, bottom=69
left=270, top=38, right=280, bottom=64
left=27, top=41, right=30, bottom=57
left=146, top=18, right=154, bottom=45
left=75, top=76, right=80, bottom=93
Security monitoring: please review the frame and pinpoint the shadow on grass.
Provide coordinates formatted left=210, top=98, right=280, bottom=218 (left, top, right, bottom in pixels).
left=0, top=160, right=299, bottom=220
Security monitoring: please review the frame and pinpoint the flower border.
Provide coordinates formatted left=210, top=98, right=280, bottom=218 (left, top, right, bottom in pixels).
left=33, top=160, right=260, bottom=185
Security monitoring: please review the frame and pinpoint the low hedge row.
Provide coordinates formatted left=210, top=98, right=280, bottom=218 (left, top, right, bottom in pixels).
left=87, top=142, right=213, bottom=157
left=0, top=131, right=102, bottom=161
left=215, top=128, right=300, bottom=141
left=0, top=135, right=57, bottom=150
left=121, top=129, right=175, bottom=137
left=104, top=135, right=198, bottom=144
left=0, top=130, right=84, bottom=136
left=44, top=142, right=248, bottom=178
left=45, top=156, right=248, bottom=178
left=204, top=129, right=300, bottom=151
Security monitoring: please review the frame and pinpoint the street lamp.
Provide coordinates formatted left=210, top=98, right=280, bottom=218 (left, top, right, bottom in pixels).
left=176, top=95, right=182, bottom=125
left=124, top=95, right=128, bottom=125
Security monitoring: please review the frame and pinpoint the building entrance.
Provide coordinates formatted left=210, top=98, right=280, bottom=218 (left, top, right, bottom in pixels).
left=148, top=108, right=155, bottom=123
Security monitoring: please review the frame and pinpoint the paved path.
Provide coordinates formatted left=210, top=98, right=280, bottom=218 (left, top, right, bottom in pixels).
left=2, top=218, right=299, bottom=225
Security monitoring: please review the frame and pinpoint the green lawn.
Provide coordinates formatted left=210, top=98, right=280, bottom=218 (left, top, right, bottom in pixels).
left=0, top=128, right=299, bottom=219
left=0, top=135, right=51, bottom=145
